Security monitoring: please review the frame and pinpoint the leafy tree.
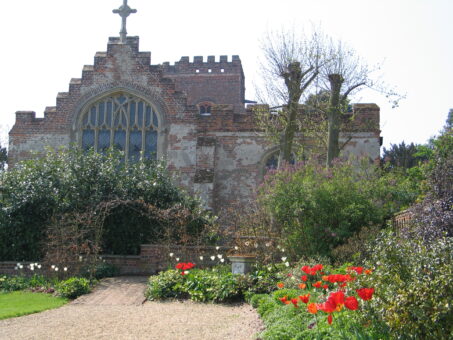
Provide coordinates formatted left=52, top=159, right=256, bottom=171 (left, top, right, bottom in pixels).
left=381, top=141, right=428, bottom=170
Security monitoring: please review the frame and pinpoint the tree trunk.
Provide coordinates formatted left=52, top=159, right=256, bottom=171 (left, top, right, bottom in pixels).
left=279, top=62, right=303, bottom=167
left=326, top=74, right=344, bottom=167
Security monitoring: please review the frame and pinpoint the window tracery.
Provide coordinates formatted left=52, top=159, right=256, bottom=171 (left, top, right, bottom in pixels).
left=79, top=93, right=159, bottom=160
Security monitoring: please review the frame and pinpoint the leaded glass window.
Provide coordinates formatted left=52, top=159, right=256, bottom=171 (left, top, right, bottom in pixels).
left=79, top=93, right=159, bottom=160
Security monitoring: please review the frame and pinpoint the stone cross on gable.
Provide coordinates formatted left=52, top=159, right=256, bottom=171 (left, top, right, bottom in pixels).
left=113, top=0, right=137, bottom=43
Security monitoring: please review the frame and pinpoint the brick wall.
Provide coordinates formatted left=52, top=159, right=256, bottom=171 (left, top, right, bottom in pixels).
left=0, top=245, right=231, bottom=276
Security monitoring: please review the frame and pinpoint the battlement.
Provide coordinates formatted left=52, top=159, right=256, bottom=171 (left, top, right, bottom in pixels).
left=162, top=55, right=243, bottom=74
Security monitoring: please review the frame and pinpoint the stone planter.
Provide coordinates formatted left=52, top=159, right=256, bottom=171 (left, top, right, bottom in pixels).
left=227, top=255, right=256, bottom=274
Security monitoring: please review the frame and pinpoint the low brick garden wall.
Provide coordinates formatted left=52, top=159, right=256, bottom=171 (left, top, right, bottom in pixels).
left=0, top=244, right=231, bottom=276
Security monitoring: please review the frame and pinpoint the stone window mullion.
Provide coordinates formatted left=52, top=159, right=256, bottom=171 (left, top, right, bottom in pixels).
left=80, top=93, right=159, bottom=160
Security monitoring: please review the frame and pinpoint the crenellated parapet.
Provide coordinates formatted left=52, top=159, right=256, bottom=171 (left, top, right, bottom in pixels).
left=162, top=55, right=245, bottom=111
left=162, top=55, right=243, bottom=75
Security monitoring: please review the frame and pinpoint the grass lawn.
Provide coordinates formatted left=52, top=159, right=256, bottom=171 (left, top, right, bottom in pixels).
left=0, top=291, right=67, bottom=320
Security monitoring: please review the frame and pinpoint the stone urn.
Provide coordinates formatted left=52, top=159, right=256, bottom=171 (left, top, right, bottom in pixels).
left=227, top=255, right=256, bottom=274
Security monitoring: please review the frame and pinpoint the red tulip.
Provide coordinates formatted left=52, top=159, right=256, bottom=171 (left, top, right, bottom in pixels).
left=312, top=281, right=322, bottom=288
left=299, top=294, right=310, bottom=304
left=357, top=288, right=374, bottom=301
left=344, top=296, right=359, bottom=310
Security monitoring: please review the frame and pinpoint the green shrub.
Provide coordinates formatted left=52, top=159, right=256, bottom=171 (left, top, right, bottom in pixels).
left=92, top=262, right=119, bottom=279
left=145, top=270, right=185, bottom=300
left=246, top=265, right=286, bottom=294
left=272, top=288, right=300, bottom=303
left=146, top=266, right=257, bottom=303
left=256, top=295, right=277, bottom=317
left=259, top=159, right=419, bottom=259
left=56, top=277, right=91, bottom=299
left=183, top=269, right=243, bottom=302
left=249, top=293, right=268, bottom=308
left=356, top=230, right=453, bottom=339
left=330, top=225, right=381, bottom=264
left=0, top=275, right=29, bottom=292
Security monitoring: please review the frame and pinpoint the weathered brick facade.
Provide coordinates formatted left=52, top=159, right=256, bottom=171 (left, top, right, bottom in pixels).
left=8, top=36, right=381, bottom=213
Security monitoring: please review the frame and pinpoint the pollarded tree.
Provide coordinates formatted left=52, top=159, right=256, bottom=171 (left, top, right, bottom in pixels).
left=256, top=29, right=324, bottom=165
left=320, top=39, right=402, bottom=167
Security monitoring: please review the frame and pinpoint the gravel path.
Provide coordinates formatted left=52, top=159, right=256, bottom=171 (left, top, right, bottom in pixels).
left=0, top=276, right=264, bottom=340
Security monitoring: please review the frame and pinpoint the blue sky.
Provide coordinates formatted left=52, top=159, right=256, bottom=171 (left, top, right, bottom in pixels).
left=1, top=0, right=451, bottom=150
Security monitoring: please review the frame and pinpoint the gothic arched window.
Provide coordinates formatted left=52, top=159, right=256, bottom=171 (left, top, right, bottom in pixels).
left=197, top=101, right=214, bottom=116
left=80, top=93, right=159, bottom=160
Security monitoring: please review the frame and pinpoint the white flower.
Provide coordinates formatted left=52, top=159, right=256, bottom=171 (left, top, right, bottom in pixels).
left=281, top=257, right=287, bottom=262
left=37, top=265, right=42, bottom=269
left=79, top=256, right=83, bottom=262
left=291, top=276, right=295, bottom=280
left=55, top=267, right=59, bottom=272
left=210, top=256, right=215, bottom=261
left=216, top=246, right=220, bottom=250
left=265, top=242, right=271, bottom=247
left=217, top=254, right=223, bottom=259
left=199, top=256, right=204, bottom=261
left=30, top=267, right=34, bottom=271
left=169, top=253, right=174, bottom=257
left=267, top=266, right=272, bottom=271
left=51, top=265, right=55, bottom=269
left=220, top=258, right=225, bottom=263
left=34, top=263, right=38, bottom=266
left=64, top=267, right=68, bottom=272
left=176, top=258, right=180, bottom=262
left=184, top=270, right=189, bottom=275
left=285, top=262, right=290, bottom=267
left=234, top=246, right=239, bottom=250
left=19, top=264, right=23, bottom=269
left=16, top=263, right=20, bottom=267
left=281, top=248, right=285, bottom=252
left=14, top=267, right=18, bottom=270
left=153, top=182, right=157, bottom=186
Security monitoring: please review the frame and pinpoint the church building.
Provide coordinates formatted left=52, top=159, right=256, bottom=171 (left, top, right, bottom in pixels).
left=8, top=1, right=381, bottom=213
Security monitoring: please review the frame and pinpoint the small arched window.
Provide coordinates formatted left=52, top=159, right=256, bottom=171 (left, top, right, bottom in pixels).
left=80, top=93, right=159, bottom=161
left=198, top=101, right=214, bottom=116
